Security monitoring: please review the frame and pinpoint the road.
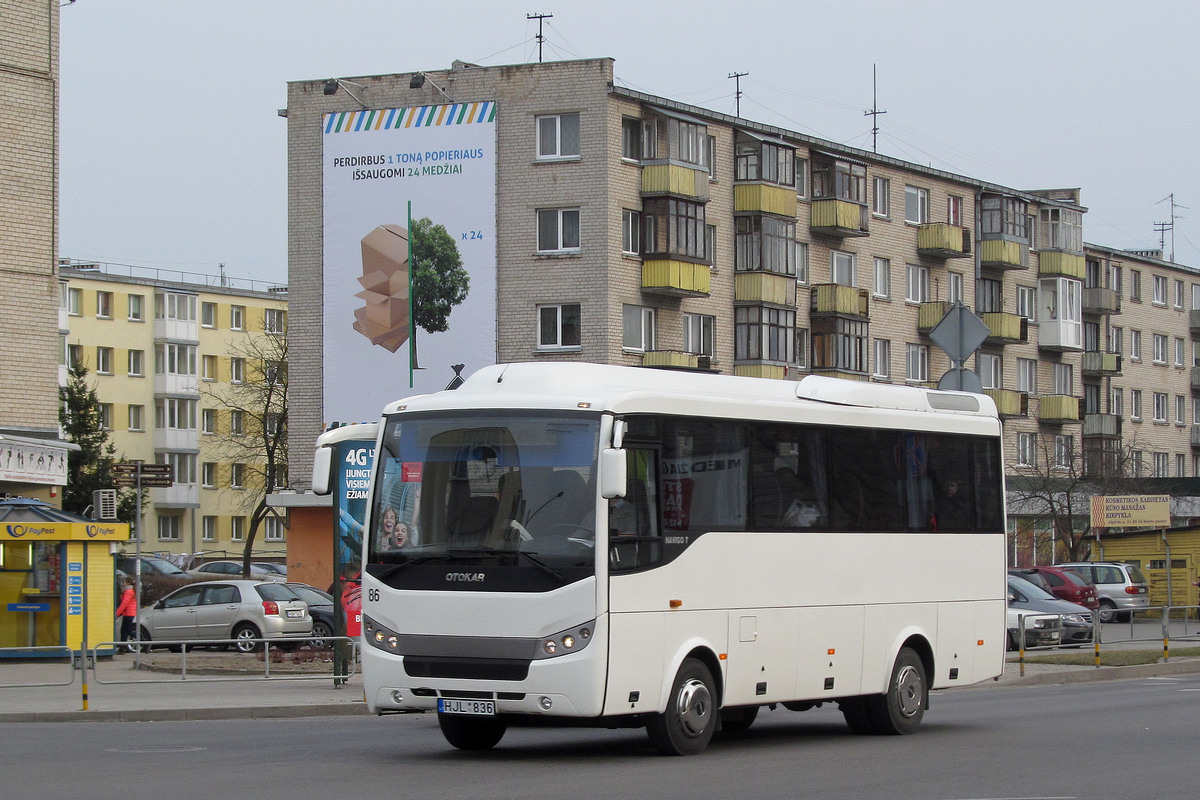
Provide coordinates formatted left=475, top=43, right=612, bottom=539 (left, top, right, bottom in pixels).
left=3, top=672, right=1198, bottom=800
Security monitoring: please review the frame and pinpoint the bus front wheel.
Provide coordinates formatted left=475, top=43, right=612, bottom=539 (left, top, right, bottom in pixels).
left=646, top=657, right=717, bottom=755
left=437, top=713, right=507, bottom=751
left=865, top=647, right=926, bottom=735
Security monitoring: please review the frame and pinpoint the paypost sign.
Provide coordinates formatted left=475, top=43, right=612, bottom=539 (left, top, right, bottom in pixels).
left=1090, top=495, right=1171, bottom=529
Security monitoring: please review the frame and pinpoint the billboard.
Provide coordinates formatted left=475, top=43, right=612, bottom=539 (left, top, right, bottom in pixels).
left=1090, top=495, right=1171, bottom=529
left=322, top=103, right=497, bottom=422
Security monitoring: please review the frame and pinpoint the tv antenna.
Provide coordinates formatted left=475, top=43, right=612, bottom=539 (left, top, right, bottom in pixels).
left=527, top=12, right=553, bottom=63
left=728, top=71, right=748, bottom=117
left=1156, top=193, right=1186, bottom=263
left=863, top=64, right=887, bottom=153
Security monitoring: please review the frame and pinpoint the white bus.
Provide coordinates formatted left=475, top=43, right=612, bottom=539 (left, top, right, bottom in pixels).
left=357, top=362, right=1007, bottom=755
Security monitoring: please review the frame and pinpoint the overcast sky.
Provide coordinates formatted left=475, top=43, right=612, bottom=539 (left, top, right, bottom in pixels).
left=59, top=0, right=1200, bottom=285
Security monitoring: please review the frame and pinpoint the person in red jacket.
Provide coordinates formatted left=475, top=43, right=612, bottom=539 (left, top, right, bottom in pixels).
left=115, top=578, right=137, bottom=649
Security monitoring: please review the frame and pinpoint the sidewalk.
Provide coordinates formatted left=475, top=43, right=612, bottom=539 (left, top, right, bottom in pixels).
left=1, top=653, right=1197, bottom=724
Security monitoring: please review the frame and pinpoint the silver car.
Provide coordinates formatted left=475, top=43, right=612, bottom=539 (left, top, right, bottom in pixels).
left=187, top=560, right=286, bottom=582
left=135, top=580, right=312, bottom=653
left=1057, top=561, right=1150, bottom=622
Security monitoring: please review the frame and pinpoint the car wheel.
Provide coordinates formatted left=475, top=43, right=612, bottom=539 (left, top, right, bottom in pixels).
left=1097, top=602, right=1117, bottom=623
left=864, top=647, right=926, bottom=735
left=309, top=620, right=333, bottom=650
left=646, top=657, right=718, bottom=756
left=131, top=628, right=153, bottom=653
left=438, top=714, right=507, bottom=751
left=719, top=705, right=759, bottom=733
left=232, top=623, right=261, bottom=653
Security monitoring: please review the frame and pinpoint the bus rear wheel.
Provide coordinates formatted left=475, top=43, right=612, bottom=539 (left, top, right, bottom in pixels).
left=437, top=714, right=507, bottom=751
left=646, top=658, right=717, bottom=755
left=865, top=647, right=926, bottom=735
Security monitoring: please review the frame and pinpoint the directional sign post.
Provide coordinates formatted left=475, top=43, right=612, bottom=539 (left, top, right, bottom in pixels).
left=929, top=302, right=990, bottom=392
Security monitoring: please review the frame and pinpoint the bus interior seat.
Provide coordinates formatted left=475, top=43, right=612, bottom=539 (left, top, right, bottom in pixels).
left=451, top=495, right=498, bottom=545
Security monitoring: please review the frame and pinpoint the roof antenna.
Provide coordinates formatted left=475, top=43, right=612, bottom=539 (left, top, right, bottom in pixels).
left=863, top=64, right=887, bottom=154
left=728, top=71, right=748, bottom=117
left=527, top=12, right=553, bottom=63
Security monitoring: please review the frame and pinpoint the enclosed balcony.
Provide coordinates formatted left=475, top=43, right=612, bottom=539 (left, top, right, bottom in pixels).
left=809, top=199, right=869, bottom=238
left=641, top=259, right=711, bottom=298
left=1038, top=251, right=1086, bottom=280
left=917, top=301, right=950, bottom=334
left=1081, top=351, right=1122, bottom=377
left=1037, top=394, right=1082, bottom=424
left=1082, top=413, right=1121, bottom=438
left=1191, top=309, right=1200, bottom=338
left=1192, top=425, right=1200, bottom=449
left=640, top=162, right=710, bottom=202
left=734, top=183, right=797, bottom=217
left=735, top=271, right=793, bottom=305
left=982, top=312, right=1028, bottom=345
left=641, top=350, right=703, bottom=371
left=1191, top=367, right=1200, bottom=393
left=1038, top=319, right=1083, bottom=351
left=1082, top=287, right=1121, bottom=315
left=983, top=389, right=1028, bottom=419
left=979, top=238, right=1028, bottom=271
left=810, top=284, right=869, bottom=318
left=916, top=223, right=972, bottom=259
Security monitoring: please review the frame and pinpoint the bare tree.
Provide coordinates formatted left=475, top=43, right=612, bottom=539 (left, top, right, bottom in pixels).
left=199, top=320, right=288, bottom=577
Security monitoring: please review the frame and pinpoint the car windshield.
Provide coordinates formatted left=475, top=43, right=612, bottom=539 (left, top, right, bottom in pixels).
left=1061, top=570, right=1090, bottom=588
left=1126, top=564, right=1148, bottom=583
left=255, top=563, right=287, bottom=574
left=255, top=583, right=302, bottom=601
left=1009, top=575, right=1057, bottom=602
left=289, top=585, right=332, bottom=605
left=147, top=558, right=185, bottom=575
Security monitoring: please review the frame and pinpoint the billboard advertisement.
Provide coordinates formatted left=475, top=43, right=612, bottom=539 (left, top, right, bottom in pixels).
left=322, top=103, right=497, bottom=423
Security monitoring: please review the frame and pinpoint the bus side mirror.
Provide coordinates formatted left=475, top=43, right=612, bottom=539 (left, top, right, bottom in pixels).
left=599, top=449, right=627, bottom=499
left=311, top=446, right=333, bottom=496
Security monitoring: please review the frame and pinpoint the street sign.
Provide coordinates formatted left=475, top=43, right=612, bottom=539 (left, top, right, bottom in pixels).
left=112, top=462, right=141, bottom=474
left=929, top=302, right=990, bottom=363
left=136, top=477, right=174, bottom=487
left=137, top=464, right=173, bottom=476
left=938, top=367, right=983, bottom=393
left=115, top=475, right=173, bottom=487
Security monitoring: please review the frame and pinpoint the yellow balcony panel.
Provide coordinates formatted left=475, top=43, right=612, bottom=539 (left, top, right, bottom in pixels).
left=1038, top=250, right=1086, bottom=279
left=916, top=223, right=972, bottom=259
left=809, top=199, right=869, bottom=237
left=640, top=162, right=710, bottom=201
left=1082, top=287, right=1120, bottom=315
left=733, top=183, right=798, bottom=217
left=1081, top=351, right=1122, bottom=376
left=979, top=238, right=1028, bottom=270
left=810, top=283, right=869, bottom=317
left=809, top=368, right=868, bottom=382
left=917, top=301, right=951, bottom=333
left=733, top=363, right=786, bottom=380
left=983, top=389, right=1028, bottom=419
left=641, top=350, right=699, bottom=370
left=1037, top=394, right=1081, bottom=424
left=982, top=312, right=1028, bottom=344
left=735, top=271, right=793, bottom=304
left=642, top=259, right=711, bottom=297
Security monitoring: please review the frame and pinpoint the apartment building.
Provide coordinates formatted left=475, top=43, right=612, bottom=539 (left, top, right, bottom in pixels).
left=285, top=57, right=1199, bottom=540
left=59, top=262, right=289, bottom=560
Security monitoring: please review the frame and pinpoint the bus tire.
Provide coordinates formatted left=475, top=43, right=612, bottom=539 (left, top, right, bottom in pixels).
left=719, top=704, right=758, bottom=733
left=865, top=647, right=926, bottom=735
left=646, top=657, right=717, bottom=756
left=839, top=697, right=875, bottom=734
left=437, top=713, right=507, bottom=751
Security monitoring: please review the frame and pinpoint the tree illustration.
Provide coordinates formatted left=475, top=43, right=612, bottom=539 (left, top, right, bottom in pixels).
left=410, top=216, right=469, bottom=368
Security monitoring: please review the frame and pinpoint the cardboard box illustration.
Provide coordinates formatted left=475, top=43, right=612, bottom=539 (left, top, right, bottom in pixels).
left=355, top=225, right=410, bottom=352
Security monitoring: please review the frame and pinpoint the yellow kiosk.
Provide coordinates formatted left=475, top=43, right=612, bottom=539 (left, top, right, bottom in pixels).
left=0, top=499, right=130, bottom=657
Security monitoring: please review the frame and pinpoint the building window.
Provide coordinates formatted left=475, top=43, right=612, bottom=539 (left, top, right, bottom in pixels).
left=230, top=357, right=244, bottom=383
left=735, top=215, right=795, bottom=275
left=202, top=516, right=217, bottom=543
left=947, top=195, right=963, bottom=226
left=230, top=305, right=245, bottom=331
left=202, top=408, right=216, bottom=434
left=1130, top=330, right=1142, bottom=361
left=872, top=177, right=890, bottom=217
left=643, top=198, right=706, bottom=261
left=536, top=112, right=580, bottom=160
left=1176, top=337, right=1186, bottom=367
left=230, top=409, right=244, bottom=436
left=1176, top=395, right=1186, bottom=425
left=981, top=195, right=1028, bottom=239
left=948, top=272, right=964, bottom=304
left=158, top=515, right=182, bottom=542
left=1017, top=433, right=1035, bottom=466
left=128, top=404, right=144, bottom=431
left=1037, top=207, right=1083, bottom=252
left=682, top=313, right=715, bottom=357
left=873, top=257, right=890, bottom=298
left=705, top=225, right=716, bottom=267
left=1153, top=392, right=1168, bottom=423
left=265, top=308, right=286, bottom=334
left=96, top=347, right=113, bottom=375
left=905, top=264, right=929, bottom=303
left=1176, top=453, right=1187, bottom=478
left=265, top=413, right=283, bottom=436
left=1130, top=270, right=1142, bottom=301
left=794, top=156, right=807, bottom=198
left=734, top=134, right=795, bottom=187
left=155, top=343, right=197, bottom=376
left=1110, top=325, right=1123, bottom=354
left=811, top=317, right=868, bottom=374
left=1053, top=363, right=1073, bottom=395
left=1054, top=435, right=1073, bottom=469
left=231, top=516, right=245, bottom=542
left=201, top=302, right=217, bottom=328
left=156, top=398, right=197, bottom=431
left=1110, top=387, right=1123, bottom=417
left=264, top=517, right=285, bottom=542
left=794, top=242, right=808, bottom=284
left=873, top=339, right=891, bottom=379
left=538, top=303, right=581, bottom=349
left=96, top=291, right=113, bottom=318
left=904, top=185, right=929, bottom=224
left=164, top=452, right=196, bottom=485
left=156, top=292, right=196, bottom=321
left=67, top=287, right=82, bottom=315
left=202, top=354, right=217, bottom=381
left=1153, top=333, right=1168, bottom=364
left=811, top=157, right=866, bottom=203
left=202, top=462, right=217, bottom=488
left=794, top=327, right=809, bottom=369
left=1131, top=389, right=1143, bottom=420
left=1174, top=279, right=1185, bottom=309
left=621, top=117, right=641, bottom=161
left=537, top=208, right=581, bottom=252
left=231, top=463, right=245, bottom=489
left=97, top=403, right=112, bottom=430
left=1017, top=285, right=1038, bottom=319
left=735, top=306, right=795, bottom=362
left=978, top=353, right=1001, bottom=390
left=67, top=343, right=82, bottom=369
left=1151, top=275, right=1167, bottom=305
left=1151, top=451, right=1169, bottom=477
left=906, top=343, right=929, bottom=383
left=831, top=250, right=856, bottom=286
left=622, top=305, right=656, bottom=352
left=622, top=210, right=641, bottom=255
left=1017, top=357, right=1037, bottom=393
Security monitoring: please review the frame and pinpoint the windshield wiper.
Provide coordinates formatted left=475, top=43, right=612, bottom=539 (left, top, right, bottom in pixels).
left=445, top=546, right=568, bottom=583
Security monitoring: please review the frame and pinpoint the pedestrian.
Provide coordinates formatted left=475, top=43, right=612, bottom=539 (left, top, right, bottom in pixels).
left=115, top=577, right=137, bottom=650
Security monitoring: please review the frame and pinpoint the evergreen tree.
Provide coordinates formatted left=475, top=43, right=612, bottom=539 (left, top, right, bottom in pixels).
left=58, top=364, right=139, bottom=522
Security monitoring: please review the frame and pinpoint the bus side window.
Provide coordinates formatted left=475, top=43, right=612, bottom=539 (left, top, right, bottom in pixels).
left=610, top=448, right=660, bottom=570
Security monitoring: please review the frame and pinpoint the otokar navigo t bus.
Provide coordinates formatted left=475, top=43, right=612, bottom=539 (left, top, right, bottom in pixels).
left=349, top=362, right=1007, bottom=755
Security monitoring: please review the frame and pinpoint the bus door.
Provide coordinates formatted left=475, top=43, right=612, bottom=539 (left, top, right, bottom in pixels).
left=608, top=447, right=660, bottom=570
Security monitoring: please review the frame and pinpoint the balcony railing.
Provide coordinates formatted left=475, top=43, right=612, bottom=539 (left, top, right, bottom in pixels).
left=917, top=302, right=950, bottom=333
left=1082, top=287, right=1121, bottom=315
left=983, top=389, right=1028, bottom=419
left=1191, top=367, right=1200, bottom=392
left=979, top=238, right=1028, bottom=270
left=1081, top=351, right=1122, bottom=376
left=641, top=259, right=711, bottom=297
left=1038, top=250, right=1086, bottom=280
left=1037, top=394, right=1082, bottom=424
left=810, top=283, right=869, bottom=317
left=1192, top=425, right=1200, bottom=448
left=809, top=199, right=869, bottom=237
left=1038, top=318, right=1083, bottom=351
left=640, top=162, right=710, bottom=201
left=916, top=223, right=972, bottom=259
left=1082, top=413, right=1121, bottom=438
left=1191, top=310, right=1200, bottom=339
left=733, top=183, right=797, bottom=217
left=641, top=350, right=701, bottom=370
left=982, top=312, right=1028, bottom=345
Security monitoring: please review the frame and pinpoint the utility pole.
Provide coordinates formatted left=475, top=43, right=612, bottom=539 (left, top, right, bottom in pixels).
left=863, top=64, right=887, bottom=154
left=1156, top=193, right=1186, bottom=263
left=728, top=71, right=748, bottom=117
left=527, top=12, right=552, bottom=63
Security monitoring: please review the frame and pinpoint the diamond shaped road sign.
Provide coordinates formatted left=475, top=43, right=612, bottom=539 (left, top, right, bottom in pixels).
left=929, top=302, right=990, bottom=364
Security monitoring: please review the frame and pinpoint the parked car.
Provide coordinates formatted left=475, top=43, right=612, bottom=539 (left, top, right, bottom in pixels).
left=187, top=560, right=286, bottom=582
left=135, top=580, right=312, bottom=653
left=285, top=583, right=335, bottom=648
left=1011, top=566, right=1099, bottom=610
left=1008, top=575, right=1094, bottom=647
left=254, top=562, right=288, bottom=577
left=1057, top=561, right=1150, bottom=622
left=115, top=555, right=188, bottom=580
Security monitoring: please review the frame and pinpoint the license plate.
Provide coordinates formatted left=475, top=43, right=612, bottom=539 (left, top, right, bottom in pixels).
left=286, top=609, right=304, bottom=618
left=438, top=698, right=495, bottom=716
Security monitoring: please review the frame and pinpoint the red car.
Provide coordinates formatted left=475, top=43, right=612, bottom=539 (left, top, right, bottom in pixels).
left=1011, top=566, right=1099, bottom=610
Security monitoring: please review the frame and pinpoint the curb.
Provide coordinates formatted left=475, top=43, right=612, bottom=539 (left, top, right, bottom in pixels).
left=981, top=656, right=1200, bottom=688
left=0, top=702, right=371, bottom=724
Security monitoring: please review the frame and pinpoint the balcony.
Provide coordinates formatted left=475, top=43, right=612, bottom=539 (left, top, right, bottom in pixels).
left=982, top=312, right=1028, bottom=345
left=1037, top=251, right=1086, bottom=280
left=1192, top=425, right=1200, bottom=449
left=917, top=302, right=950, bottom=334
left=1081, top=351, right=1122, bottom=376
left=733, top=183, right=797, bottom=217
left=979, top=238, right=1028, bottom=271
left=916, top=223, right=972, bottom=259
left=1037, top=394, right=1082, bottom=424
left=641, top=259, right=711, bottom=298
left=1037, top=318, right=1083, bottom=351
left=1082, top=287, right=1121, bottom=315
left=154, top=482, right=199, bottom=509
left=153, top=316, right=199, bottom=344
left=1082, top=413, right=1121, bottom=438
left=153, top=373, right=199, bottom=397
left=810, top=284, right=869, bottom=318
left=640, top=162, right=710, bottom=202
left=983, top=389, right=1028, bottom=419
left=735, top=271, right=793, bottom=304
left=1191, top=310, right=1200, bottom=338
left=641, top=350, right=702, bottom=371
left=733, top=363, right=788, bottom=380
left=153, top=428, right=199, bottom=453
left=1191, top=367, right=1200, bottom=393
left=809, top=199, right=869, bottom=238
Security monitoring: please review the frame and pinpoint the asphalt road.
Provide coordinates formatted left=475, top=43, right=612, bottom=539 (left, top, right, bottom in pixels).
left=3, top=672, right=1198, bottom=800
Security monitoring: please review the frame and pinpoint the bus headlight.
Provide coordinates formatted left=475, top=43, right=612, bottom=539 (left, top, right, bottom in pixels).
left=534, top=621, right=596, bottom=660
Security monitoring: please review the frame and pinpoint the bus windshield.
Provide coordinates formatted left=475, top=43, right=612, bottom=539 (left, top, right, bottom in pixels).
left=369, top=412, right=600, bottom=574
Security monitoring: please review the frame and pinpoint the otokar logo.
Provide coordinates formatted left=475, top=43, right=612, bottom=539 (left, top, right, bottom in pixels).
left=446, top=572, right=485, bottom=583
